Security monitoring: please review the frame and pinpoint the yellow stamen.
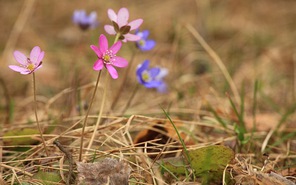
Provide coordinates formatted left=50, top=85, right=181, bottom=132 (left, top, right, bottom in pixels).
left=139, top=39, right=146, bottom=46
left=27, top=64, right=35, bottom=71
left=142, top=71, right=151, bottom=82
left=103, top=55, right=111, bottom=63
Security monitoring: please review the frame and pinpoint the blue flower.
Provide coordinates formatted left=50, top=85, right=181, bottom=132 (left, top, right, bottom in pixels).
left=73, top=10, right=98, bottom=30
left=135, top=30, right=156, bottom=51
left=136, top=60, right=168, bottom=93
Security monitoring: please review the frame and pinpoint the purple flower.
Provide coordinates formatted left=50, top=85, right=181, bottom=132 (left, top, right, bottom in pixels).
left=9, top=46, right=44, bottom=75
left=90, top=34, right=128, bottom=79
left=104, top=7, right=143, bottom=42
left=136, top=30, right=156, bottom=51
left=73, top=10, right=98, bottom=30
left=136, top=60, right=168, bottom=93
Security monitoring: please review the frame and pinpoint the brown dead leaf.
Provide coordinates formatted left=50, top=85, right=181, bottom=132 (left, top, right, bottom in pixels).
left=134, top=120, right=194, bottom=145
left=256, top=171, right=295, bottom=185
left=280, top=167, right=296, bottom=177
left=133, top=120, right=194, bottom=158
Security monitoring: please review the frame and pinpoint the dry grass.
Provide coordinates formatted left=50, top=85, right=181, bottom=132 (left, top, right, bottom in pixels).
left=0, top=0, right=296, bottom=184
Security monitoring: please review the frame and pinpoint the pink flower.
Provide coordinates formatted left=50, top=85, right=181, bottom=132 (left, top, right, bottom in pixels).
left=104, top=7, right=143, bottom=42
left=9, top=46, right=44, bottom=75
left=90, top=34, right=128, bottom=79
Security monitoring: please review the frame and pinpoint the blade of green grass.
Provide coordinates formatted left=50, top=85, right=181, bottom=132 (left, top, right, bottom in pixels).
left=161, top=108, right=190, bottom=164
left=252, top=80, right=259, bottom=132
left=275, top=103, right=296, bottom=131
left=208, top=103, right=227, bottom=129
left=226, top=92, right=246, bottom=132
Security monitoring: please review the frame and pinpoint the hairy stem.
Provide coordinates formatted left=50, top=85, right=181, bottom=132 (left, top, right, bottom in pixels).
left=85, top=72, right=109, bottom=157
left=78, top=71, right=102, bottom=161
left=32, top=72, right=49, bottom=156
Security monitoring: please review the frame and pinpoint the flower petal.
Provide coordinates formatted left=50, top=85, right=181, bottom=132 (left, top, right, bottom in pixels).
left=37, top=51, right=45, bottom=65
left=20, top=71, right=32, bottom=75
left=139, top=40, right=156, bottom=51
left=104, top=25, right=116, bottom=35
left=90, top=45, right=102, bottom=57
left=93, top=59, right=104, bottom=71
left=136, top=60, right=150, bottom=80
left=141, top=30, right=150, bottom=39
left=144, top=80, right=162, bottom=88
left=73, top=10, right=85, bottom=24
left=128, top=19, right=143, bottom=31
left=107, top=9, right=117, bottom=22
left=99, top=34, right=108, bottom=53
left=30, top=46, right=41, bottom=64
left=117, top=8, right=129, bottom=27
left=156, top=68, right=168, bottom=80
left=13, top=51, right=27, bottom=65
left=8, top=65, right=28, bottom=73
left=106, top=64, right=118, bottom=79
left=88, top=12, right=97, bottom=22
left=109, top=41, right=122, bottom=54
left=149, top=67, right=161, bottom=78
left=156, top=82, right=167, bottom=93
left=112, top=56, right=128, bottom=68
left=34, top=64, right=43, bottom=72
left=124, top=33, right=141, bottom=42
left=137, top=60, right=150, bottom=72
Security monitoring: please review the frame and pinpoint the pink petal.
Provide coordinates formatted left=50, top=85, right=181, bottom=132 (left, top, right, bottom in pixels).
left=30, top=46, right=41, bottom=64
left=20, top=71, right=32, bottom=75
left=9, top=65, right=27, bottom=72
left=107, top=9, right=117, bottom=22
left=104, top=25, right=116, bottom=35
left=106, top=64, right=118, bottom=79
left=124, top=33, right=141, bottom=42
left=37, top=51, right=45, bottom=65
left=9, top=65, right=30, bottom=74
left=93, top=59, right=104, bottom=71
left=112, top=56, right=128, bottom=68
left=34, top=64, right=42, bottom=72
left=13, top=51, right=27, bottom=65
left=128, top=19, right=143, bottom=30
left=117, top=8, right=129, bottom=27
left=99, top=34, right=108, bottom=53
left=109, top=41, right=122, bottom=54
left=90, top=45, right=102, bottom=57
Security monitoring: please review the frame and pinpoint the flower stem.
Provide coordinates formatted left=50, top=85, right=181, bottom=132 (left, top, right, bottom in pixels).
left=114, top=33, right=121, bottom=44
left=85, top=72, right=109, bottom=156
left=32, top=72, right=49, bottom=156
left=78, top=71, right=102, bottom=162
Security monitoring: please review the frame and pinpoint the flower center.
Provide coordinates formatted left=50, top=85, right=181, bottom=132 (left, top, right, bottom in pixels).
left=25, top=58, right=35, bottom=71
left=138, top=39, right=146, bottom=46
left=102, top=50, right=115, bottom=64
left=27, top=63, right=35, bottom=71
left=142, top=71, right=151, bottom=82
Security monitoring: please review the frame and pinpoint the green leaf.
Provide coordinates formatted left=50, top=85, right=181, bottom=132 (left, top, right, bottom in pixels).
left=189, top=145, right=234, bottom=175
left=160, top=156, right=187, bottom=175
left=4, top=128, right=39, bottom=145
left=33, top=171, right=61, bottom=185
left=159, top=145, right=234, bottom=183
left=189, top=145, right=234, bottom=184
